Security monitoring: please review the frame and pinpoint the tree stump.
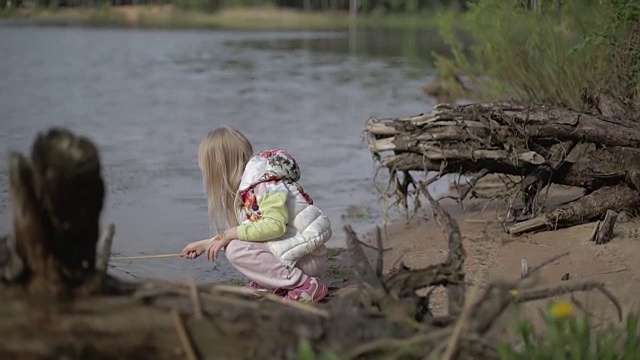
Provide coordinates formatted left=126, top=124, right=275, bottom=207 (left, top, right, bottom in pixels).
left=3, top=128, right=106, bottom=296
left=590, top=210, right=619, bottom=245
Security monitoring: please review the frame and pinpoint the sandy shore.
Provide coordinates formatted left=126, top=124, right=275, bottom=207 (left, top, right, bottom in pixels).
left=351, top=178, right=640, bottom=336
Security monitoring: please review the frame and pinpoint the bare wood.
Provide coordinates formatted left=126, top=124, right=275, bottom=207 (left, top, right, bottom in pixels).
left=96, top=223, right=116, bottom=273
left=507, top=185, right=640, bottom=235
left=453, top=168, right=490, bottom=202
left=369, top=102, right=640, bottom=148
left=343, top=225, right=389, bottom=308
left=380, top=148, right=640, bottom=192
left=110, top=253, right=184, bottom=260
left=7, top=129, right=107, bottom=295
left=375, top=226, right=384, bottom=277
left=262, top=293, right=331, bottom=318
left=525, top=251, right=569, bottom=278
left=441, top=283, right=481, bottom=360
left=364, top=122, right=400, bottom=135
left=172, top=310, right=199, bottom=360
left=188, top=278, right=203, bottom=322
left=422, top=184, right=466, bottom=316
left=591, top=210, right=618, bottom=244
left=369, top=140, right=545, bottom=165
left=517, top=282, right=623, bottom=321
left=365, top=100, right=640, bottom=236
left=589, top=219, right=601, bottom=244
left=520, top=259, right=528, bottom=279
left=9, top=152, right=62, bottom=294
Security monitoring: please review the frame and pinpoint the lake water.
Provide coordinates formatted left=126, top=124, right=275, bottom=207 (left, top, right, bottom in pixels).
left=0, top=24, right=449, bottom=283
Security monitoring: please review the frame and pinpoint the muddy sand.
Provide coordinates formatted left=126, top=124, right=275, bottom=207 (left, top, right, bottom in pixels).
left=344, top=179, right=640, bottom=337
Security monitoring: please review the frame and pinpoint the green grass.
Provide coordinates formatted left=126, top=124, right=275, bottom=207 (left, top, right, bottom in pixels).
left=434, top=0, right=640, bottom=109
left=499, top=302, right=640, bottom=360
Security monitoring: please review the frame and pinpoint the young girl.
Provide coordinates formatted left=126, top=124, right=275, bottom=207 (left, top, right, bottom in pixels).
left=181, top=126, right=332, bottom=303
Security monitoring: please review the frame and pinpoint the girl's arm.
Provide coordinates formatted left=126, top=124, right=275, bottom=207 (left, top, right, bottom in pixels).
left=237, top=188, right=289, bottom=242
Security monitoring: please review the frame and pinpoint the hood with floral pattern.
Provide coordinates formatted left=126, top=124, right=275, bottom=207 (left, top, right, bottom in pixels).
left=237, top=149, right=302, bottom=195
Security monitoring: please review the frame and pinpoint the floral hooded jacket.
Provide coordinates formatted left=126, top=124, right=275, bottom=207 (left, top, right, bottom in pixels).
left=235, top=150, right=332, bottom=267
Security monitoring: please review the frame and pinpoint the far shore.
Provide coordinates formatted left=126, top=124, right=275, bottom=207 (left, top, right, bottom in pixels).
left=0, top=5, right=446, bottom=31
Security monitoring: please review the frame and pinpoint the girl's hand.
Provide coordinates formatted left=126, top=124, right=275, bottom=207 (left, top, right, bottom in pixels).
left=206, top=227, right=238, bottom=262
left=181, top=239, right=210, bottom=259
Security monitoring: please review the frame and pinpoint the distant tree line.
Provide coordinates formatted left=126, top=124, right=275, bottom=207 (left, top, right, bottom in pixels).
left=1, top=0, right=471, bottom=12
left=273, top=0, right=471, bottom=12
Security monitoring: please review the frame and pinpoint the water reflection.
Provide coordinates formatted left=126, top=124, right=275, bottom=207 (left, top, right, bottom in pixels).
left=226, top=28, right=449, bottom=63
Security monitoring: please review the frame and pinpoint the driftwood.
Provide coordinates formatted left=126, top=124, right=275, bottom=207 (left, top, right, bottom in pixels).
left=365, top=100, right=640, bottom=236
left=0, top=128, right=625, bottom=359
left=590, top=210, right=619, bottom=245
left=3, top=128, right=106, bottom=295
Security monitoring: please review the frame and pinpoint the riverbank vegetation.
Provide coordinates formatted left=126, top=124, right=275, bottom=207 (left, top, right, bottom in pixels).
left=433, top=0, right=640, bottom=110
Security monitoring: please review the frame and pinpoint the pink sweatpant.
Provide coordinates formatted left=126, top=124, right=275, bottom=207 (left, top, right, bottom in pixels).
left=224, top=239, right=326, bottom=290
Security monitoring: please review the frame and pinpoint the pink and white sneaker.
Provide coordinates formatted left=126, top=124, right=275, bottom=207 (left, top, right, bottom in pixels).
left=246, top=281, right=287, bottom=296
left=284, top=277, right=328, bottom=303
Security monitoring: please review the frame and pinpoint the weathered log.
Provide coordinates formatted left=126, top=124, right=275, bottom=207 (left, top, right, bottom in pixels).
left=506, top=185, right=640, bottom=235
left=366, top=102, right=640, bottom=148
left=590, top=210, right=619, bottom=245
left=377, top=144, right=640, bottom=191
left=366, top=101, right=640, bottom=235
left=5, top=128, right=106, bottom=295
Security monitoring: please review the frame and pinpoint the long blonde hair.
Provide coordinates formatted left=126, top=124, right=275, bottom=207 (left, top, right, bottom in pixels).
left=198, top=126, right=253, bottom=231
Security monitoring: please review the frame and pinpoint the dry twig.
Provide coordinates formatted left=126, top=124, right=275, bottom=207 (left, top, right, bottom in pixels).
left=172, top=310, right=199, bottom=360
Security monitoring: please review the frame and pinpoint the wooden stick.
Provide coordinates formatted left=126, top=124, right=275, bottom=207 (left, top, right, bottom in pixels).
left=110, top=253, right=184, bottom=260
left=96, top=223, right=116, bottom=272
left=172, top=310, right=199, bottom=360
left=262, top=293, right=330, bottom=319
left=441, top=282, right=481, bottom=360
left=591, top=210, right=618, bottom=244
left=187, top=277, right=203, bottom=322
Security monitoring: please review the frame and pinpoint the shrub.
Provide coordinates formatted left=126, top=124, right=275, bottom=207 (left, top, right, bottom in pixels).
left=435, top=0, right=640, bottom=110
left=498, top=301, right=640, bottom=360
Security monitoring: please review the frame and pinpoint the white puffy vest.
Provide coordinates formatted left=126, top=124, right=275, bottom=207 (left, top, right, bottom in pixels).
left=236, top=155, right=333, bottom=268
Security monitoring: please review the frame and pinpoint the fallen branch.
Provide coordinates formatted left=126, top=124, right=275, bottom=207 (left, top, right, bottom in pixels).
left=590, top=210, right=619, bottom=244
left=365, top=101, right=640, bottom=235
left=172, top=310, right=199, bottom=360
left=517, top=282, right=623, bottom=321
left=507, top=185, right=640, bottom=235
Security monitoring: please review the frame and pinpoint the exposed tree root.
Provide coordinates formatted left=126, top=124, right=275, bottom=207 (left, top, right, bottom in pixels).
left=364, top=100, right=640, bottom=237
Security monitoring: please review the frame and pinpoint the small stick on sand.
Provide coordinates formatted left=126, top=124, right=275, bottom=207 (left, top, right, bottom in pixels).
left=188, top=277, right=203, bottom=321
left=441, top=283, right=482, bottom=360
left=172, top=310, right=199, bottom=360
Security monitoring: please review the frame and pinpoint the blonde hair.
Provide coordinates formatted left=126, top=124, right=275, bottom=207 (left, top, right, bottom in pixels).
left=198, top=126, right=253, bottom=231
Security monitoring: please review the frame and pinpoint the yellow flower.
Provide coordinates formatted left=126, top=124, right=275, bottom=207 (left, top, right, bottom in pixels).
left=550, top=301, right=574, bottom=319
left=510, top=289, right=520, bottom=297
